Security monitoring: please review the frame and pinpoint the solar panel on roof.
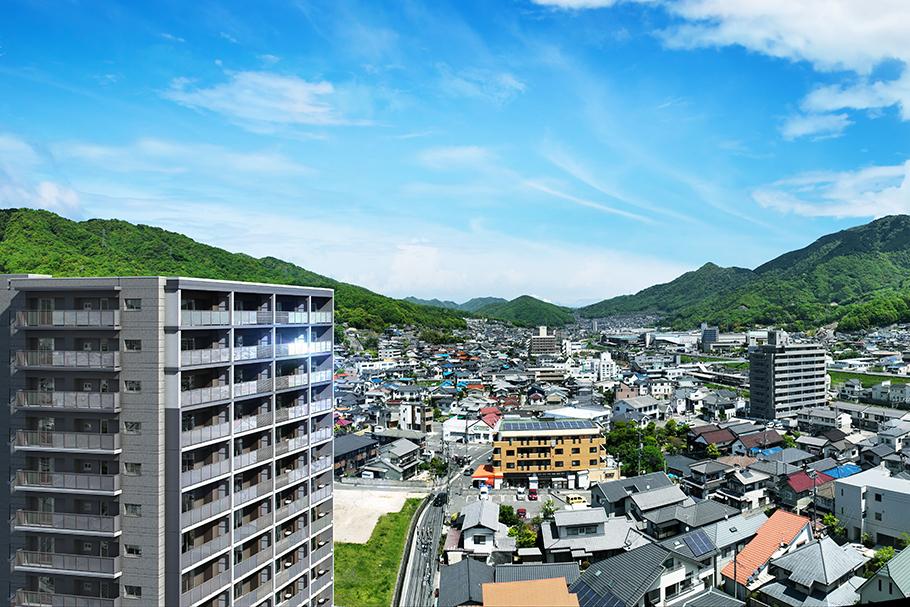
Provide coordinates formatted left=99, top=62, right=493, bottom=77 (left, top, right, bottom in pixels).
left=682, top=529, right=714, bottom=557
left=572, top=582, right=624, bottom=607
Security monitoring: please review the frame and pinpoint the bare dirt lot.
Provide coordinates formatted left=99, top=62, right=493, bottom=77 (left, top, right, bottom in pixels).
left=333, top=485, right=429, bottom=543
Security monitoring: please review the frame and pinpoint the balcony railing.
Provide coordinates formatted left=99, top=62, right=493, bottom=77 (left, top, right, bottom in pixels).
left=310, top=398, right=332, bottom=414
left=11, top=589, right=122, bottom=607
left=13, top=550, right=121, bottom=577
left=181, top=459, right=231, bottom=487
left=181, top=421, right=232, bottom=448
left=180, top=569, right=231, bottom=607
left=234, top=412, right=273, bottom=434
left=234, top=514, right=273, bottom=543
left=14, top=430, right=120, bottom=452
left=310, top=370, right=332, bottom=383
left=311, top=312, right=332, bottom=324
left=274, top=373, right=308, bottom=391
left=275, top=402, right=308, bottom=422
left=234, top=580, right=274, bottom=607
left=16, top=351, right=120, bottom=370
left=234, top=345, right=273, bottom=361
left=16, top=309, right=121, bottom=328
left=310, top=542, right=332, bottom=565
left=275, top=311, right=309, bottom=325
left=182, top=310, right=230, bottom=327
left=181, top=348, right=231, bottom=367
left=276, top=466, right=309, bottom=490
left=275, top=495, right=308, bottom=523
left=14, top=510, right=121, bottom=535
left=310, top=485, right=332, bottom=504
left=276, top=435, right=308, bottom=456
left=181, top=533, right=232, bottom=570
left=234, top=378, right=273, bottom=398
left=234, top=445, right=273, bottom=470
left=182, top=495, right=231, bottom=528
left=311, top=341, right=332, bottom=354
left=274, top=558, right=308, bottom=589
left=234, top=310, right=273, bottom=326
left=234, top=546, right=273, bottom=579
left=182, top=385, right=230, bottom=406
left=311, top=512, right=332, bottom=536
left=13, top=390, right=120, bottom=412
left=234, top=480, right=274, bottom=508
left=275, top=528, right=308, bottom=556
left=310, top=428, right=332, bottom=445
left=14, top=471, right=120, bottom=494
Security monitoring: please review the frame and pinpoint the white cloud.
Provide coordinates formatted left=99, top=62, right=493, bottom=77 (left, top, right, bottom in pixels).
left=163, top=71, right=366, bottom=131
left=802, top=71, right=910, bottom=120
left=780, top=112, right=852, bottom=140
left=531, top=0, right=621, bottom=8
left=523, top=180, right=651, bottom=223
left=0, top=133, right=80, bottom=215
left=437, top=63, right=526, bottom=105
left=160, top=33, right=185, bottom=43
left=753, top=161, right=910, bottom=218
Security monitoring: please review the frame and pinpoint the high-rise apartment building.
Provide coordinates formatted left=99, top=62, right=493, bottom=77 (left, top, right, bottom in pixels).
left=529, top=326, right=558, bottom=357
left=1, top=275, right=334, bottom=607
left=749, top=330, right=826, bottom=420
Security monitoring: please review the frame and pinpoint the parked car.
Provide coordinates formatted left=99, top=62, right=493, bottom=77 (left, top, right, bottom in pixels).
left=517, top=507, right=527, bottom=519
left=565, top=494, right=587, bottom=506
left=516, top=487, right=526, bottom=500
left=528, top=488, right=538, bottom=501
left=463, top=467, right=473, bottom=477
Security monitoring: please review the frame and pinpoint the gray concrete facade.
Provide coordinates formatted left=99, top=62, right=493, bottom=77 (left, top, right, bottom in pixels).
left=749, top=330, right=826, bottom=420
left=2, top=275, right=334, bottom=607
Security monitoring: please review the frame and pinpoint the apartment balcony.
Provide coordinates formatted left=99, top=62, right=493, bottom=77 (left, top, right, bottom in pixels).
left=274, top=558, right=309, bottom=589
left=234, top=580, right=274, bottom=607
left=234, top=480, right=274, bottom=508
left=275, top=402, right=309, bottom=423
left=234, top=411, right=273, bottom=434
left=181, top=348, right=231, bottom=367
left=14, top=471, right=120, bottom=495
left=182, top=459, right=231, bottom=488
left=310, top=485, right=332, bottom=505
left=311, top=512, right=332, bottom=536
left=234, top=547, right=273, bottom=579
left=234, top=311, right=273, bottom=326
left=275, top=435, right=308, bottom=456
left=182, top=495, right=231, bottom=529
left=15, top=309, right=121, bottom=329
left=13, top=550, right=121, bottom=579
left=275, top=496, right=308, bottom=523
left=311, top=342, right=332, bottom=355
left=181, top=533, right=232, bottom=571
left=309, top=398, right=332, bottom=414
left=13, top=510, right=121, bottom=536
left=234, top=344, right=273, bottom=362
left=275, top=311, right=309, bottom=325
left=310, top=428, right=332, bottom=445
left=310, top=311, right=332, bottom=325
left=16, top=351, right=120, bottom=370
left=310, top=370, right=332, bottom=383
left=310, top=457, right=332, bottom=476
left=275, top=342, right=310, bottom=358
left=182, top=422, right=232, bottom=448
left=310, top=542, right=332, bottom=566
left=182, top=310, right=230, bottom=327
left=180, top=569, right=231, bottom=607
left=11, top=589, right=122, bottom=607
left=234, top=378, right=273, bottom=399
left=14, top=430, right=121, bottom=454
left=275, top=373, right=309, bottom=391
left=234, top=445, right=273, bottom=471
left=234, top=514, right=274, bottom=543
left=182, top=385, right=231, bottom=407
left=275, top=528, right=308, bottom=556
left=276, top=467, right=309, bottom=490
left=12, top=390, right=120, bottom=413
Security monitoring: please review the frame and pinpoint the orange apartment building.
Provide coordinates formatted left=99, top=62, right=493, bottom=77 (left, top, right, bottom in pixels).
left=492, top=419, right=605, bottom=489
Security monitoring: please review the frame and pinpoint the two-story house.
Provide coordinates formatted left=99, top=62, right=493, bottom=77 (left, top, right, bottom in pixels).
left=541, top=508, right=647, bottom=563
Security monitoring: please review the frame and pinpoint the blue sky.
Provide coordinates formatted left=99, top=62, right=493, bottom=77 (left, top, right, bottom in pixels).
left=1, top=0, right=909, bottom=306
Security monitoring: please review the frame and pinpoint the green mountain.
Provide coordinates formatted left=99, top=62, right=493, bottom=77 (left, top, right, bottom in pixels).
left=0, top=208, right=465, bottom=332
left=580, top=215, right=910, bottom=331
left=404, top=295, right=508, bottom=313
left=476, top=295, right=575, bottom=327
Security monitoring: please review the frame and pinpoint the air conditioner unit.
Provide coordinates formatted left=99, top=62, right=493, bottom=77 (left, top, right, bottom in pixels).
left=318, top=569, right=326, bottom=576
left=284, top=497, right=293, bottom=505
left=318, top=599, right=327, bottom=604
left=317, top=512, right=327, bottom=518
left=285, top=591, right=293, bottom=599
left=285, top=560, right=294, bottom=567
left=318, top=540, right=326, bottom=547
left=318, top=484, right=326, bottom=489
left=284, top=529, right=293, bottom=536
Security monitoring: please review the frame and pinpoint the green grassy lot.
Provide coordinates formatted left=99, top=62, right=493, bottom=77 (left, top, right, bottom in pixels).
left=828, top=370, right=910, bottom=388
left=334, top=497, right=422, bottom=607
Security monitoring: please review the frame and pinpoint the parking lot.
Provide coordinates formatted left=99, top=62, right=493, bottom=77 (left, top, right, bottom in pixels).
left=446, top=485, right=594, bottom=518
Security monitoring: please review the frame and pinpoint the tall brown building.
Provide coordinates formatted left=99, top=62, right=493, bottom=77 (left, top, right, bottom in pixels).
left=492, top=419, right=604, bottom=489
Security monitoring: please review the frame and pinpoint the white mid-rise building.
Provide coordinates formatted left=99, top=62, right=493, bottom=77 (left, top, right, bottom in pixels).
left=834, top=466, right=910, bottom=545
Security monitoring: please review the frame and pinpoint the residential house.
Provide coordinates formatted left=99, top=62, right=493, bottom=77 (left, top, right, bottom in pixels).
left=591, top=472, right=674, bottom=517
left=482, top=578, right=580, bottom=607
left=362, top=438, right=420, bottom=480
left=333, top=434, right=379, bottom=477
left=493, top=563, right=581, bottom=585
left=796, top=406, right=852, bottom=433
left=458, top=499, right=515, bottom=562
left=613, top=395, right=661, bottom=421
left=438, top=558, right=494, bottom=607
left=835, top=466, right=910, bottom=546
left=857, top=545, right=910, bottom=603
left=692, top=428, right=736, bottom=456
left=628, top=485, right=690, bottom=520
left=681, top=460, right=730, bottom=500
left=642, top=499, right=739, bottom=540
left=541, top=508, right=647, bottom=563
left=731, top=430, right=783, bottom=456
left=702, top=511, right=769, bottom=583
left=714, top=468, right=772, bottom=511
left=755, top=537, right=867, bottom=607
left=779, top=470, right=835, bottom=514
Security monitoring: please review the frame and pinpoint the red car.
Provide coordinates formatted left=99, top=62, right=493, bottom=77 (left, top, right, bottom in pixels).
left=528, top=488, right=538, bottom=501
left=517, top=507, right=527, bottom=519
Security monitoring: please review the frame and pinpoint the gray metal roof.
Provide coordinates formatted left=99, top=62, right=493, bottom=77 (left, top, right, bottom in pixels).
left=861, top=542, right=910, bottom=597
left=554, top=507, right=608, bottom=528
left=644, top=498, right=739, bottom=529
left=461, top=499, right=499, bottom=532
left=438, top=558, right=494, bottom=607
left=771, top=537, right=867, bottom=587
left=333, top=434, right=377, bottom=457
left=592, top=472, right=674, bottom=504
left=703, top=511, right=768, bottom=549
left=630, top=484, right=688, bottom=512
left=681, top=588, right=744, bottom=607
left=494, top=563, right=580, bottom=585
left=571, top=543, right=669, bottom=607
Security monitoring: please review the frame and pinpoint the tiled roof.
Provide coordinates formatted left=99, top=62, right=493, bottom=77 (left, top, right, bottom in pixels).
left=770, top=537, right=866, bottom=587
left=438, top=558, right=493, bottom=607
left=697, top=428, right=736, bottom=445
left=494, top=563, right=581, bottom=585
left=482, top=578, right=580, bottom=607
left=786, top=470, right=835, bottom=493
left=738, top=430, right=783, bottom=450
left=571, top=543, right=669, bottom=607
left=721, top=510, right=811, bottom=586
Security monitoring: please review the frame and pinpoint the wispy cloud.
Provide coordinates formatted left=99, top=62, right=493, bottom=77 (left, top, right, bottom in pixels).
left=0, top=133, right=80, bottom=215
left=417, top=145, right=494, bottom=170
left=780, top=112, right=852, bottom=140
left=436, top=63, right=526, bottom=105
left=159, top=32, right=185, bottom=43
left=163, top=71, right=369, bottom=132
left=524, top=180, right=651, bottom=223
left=753, top=161, right=910, bottom=218
left=530, top=0, right=621, bottom=9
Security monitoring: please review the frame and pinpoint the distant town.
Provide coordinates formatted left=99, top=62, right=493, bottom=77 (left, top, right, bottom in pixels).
left=333, top=315, right=910, bottom=607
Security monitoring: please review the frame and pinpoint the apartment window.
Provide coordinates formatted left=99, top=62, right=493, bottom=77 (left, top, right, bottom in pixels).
left=572, top=460, right=580, bottom=467
left=124, top=381, right=141, bottom=393
left=589, top=459, right=598, bottom=465
left=875, top=512, right=882, bottom=521
left=506, top=450, right=514, bottom=456
left=124, top=339, right=142, bottom=352
left=124, top=504, right=142, bottom=517
left=589, top=447, right=598, bottom=453
left=555, top=461, right=564, bottom=468
left=571, top=448, right=580, bottom=454
left=555, top=448, right=563, bottom=455
left=874, top=493, right=882, bottom=502
left=124, top=463, right=142, bottom=476
left=125, top=545, right=142, bottom=558
left=124, top=299, right=142, bottom=311
left=124, top=422, right=142, bottom=434
left=474, top=535, right=486, bottom=544
left=506, top=463, right=515, bottom=469
left=123, top=585, right=142, bottom=599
